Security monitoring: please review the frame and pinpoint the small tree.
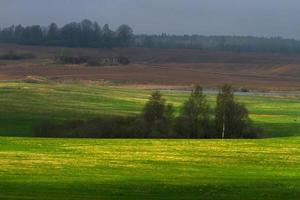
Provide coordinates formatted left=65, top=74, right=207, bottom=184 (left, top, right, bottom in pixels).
left=143, top=91, right=174, bottom=137
left=176, top=86, right=211, bottom=138
left=215, top=84, right=253, bottom=138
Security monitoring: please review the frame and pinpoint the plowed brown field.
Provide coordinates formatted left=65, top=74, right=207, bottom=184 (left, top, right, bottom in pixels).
left=1, top=44, right=300, bottom=90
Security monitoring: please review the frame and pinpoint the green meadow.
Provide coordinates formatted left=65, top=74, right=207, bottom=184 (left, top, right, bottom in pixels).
left=0, top=81, right=299, bottom=137
left=1, top=81, right=300, bottom=199
left=1, top=137, right=300, bottom=200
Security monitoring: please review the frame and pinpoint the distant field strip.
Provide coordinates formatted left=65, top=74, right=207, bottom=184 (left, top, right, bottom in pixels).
left=0, top=82, right=300, bottom=137
left=0, top=137, right=300, bottom=199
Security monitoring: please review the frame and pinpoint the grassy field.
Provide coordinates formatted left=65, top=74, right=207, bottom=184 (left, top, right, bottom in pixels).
left=1, top=137, right=300, bottom=199
left=0, top=81, right=300, bottom=137
left=1, top=81, right=300, bottom=199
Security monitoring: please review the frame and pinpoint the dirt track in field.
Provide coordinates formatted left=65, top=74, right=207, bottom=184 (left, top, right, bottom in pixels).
left=0, top=44, right=300, bottom=90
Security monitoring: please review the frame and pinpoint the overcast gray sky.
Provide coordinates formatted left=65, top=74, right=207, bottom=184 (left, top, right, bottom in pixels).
left=1, top=0, right=300, bottom=39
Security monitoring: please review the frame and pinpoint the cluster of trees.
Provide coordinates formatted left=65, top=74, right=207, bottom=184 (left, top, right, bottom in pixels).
left=141, top=85, right=261, bottom=139
left=0, top=19, right=133, bottom=48
left=35, top=85, right=262, bottom=139
left=135, top=34, right=300, bottom=53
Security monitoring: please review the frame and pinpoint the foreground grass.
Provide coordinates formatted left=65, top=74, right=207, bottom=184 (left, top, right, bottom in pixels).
left=0, top=82, right=300, bottom=137
left=0, top=137, right=300, bottom=199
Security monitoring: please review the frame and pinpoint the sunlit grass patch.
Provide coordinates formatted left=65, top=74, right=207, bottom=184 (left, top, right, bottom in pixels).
left=1, top=137, right=300, bottom=199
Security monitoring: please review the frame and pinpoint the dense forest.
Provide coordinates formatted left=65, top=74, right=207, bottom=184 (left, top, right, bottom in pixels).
left=1, top=19, right=300, bottom=53
left=0, top=19, right=133, bottom=48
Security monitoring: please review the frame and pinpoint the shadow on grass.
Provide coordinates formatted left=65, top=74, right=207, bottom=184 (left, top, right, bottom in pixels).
left=254, top=122, right=300, bottom=137
left=1, top=178, right=300, bottom=200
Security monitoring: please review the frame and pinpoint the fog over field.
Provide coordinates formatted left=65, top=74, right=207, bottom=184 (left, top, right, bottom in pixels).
left=0, top=0, right=300, bottom=39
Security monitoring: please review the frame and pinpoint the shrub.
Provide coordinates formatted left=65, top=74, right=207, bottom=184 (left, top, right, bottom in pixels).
left=0, top=50, right=35, bottom=60
left=87, top=58, right=101, bottom=66
left=33, top=120, right=85, bottom=138
left=56, top=55, right=88, bottom=64
left=239, top=87, right=250, bottom=93
left=117, top=56, right=130, bottom=65
left=33, top=116, right=145, bottom=138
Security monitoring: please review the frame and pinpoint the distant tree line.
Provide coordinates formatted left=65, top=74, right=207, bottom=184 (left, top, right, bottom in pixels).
left=35, top=84, right=262, bottom=139
left=135, top=34, right=300, bottom=53
left=0, top=19, right=133, bottom=48
left=2, top=19, right=299, bottom=53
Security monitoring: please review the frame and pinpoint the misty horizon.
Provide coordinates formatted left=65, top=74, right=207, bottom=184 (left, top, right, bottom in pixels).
left=1, top=0, right=300, bottom=39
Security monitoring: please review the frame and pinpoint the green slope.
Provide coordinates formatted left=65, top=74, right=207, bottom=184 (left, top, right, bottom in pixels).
left=1, top=137, right=300, bottom=200
left=0, top=82, right=300, bottom=137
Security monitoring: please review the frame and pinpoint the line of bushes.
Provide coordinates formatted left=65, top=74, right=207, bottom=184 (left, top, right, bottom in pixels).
left=0, top=50, right=35, bottom=60
left=34, top=85, right=263, bottom=139
left=56, top=55, right=130, bottom=66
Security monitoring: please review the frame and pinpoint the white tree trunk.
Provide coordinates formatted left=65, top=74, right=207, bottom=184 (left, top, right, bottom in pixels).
left=222, top=113, right=225, bottom=139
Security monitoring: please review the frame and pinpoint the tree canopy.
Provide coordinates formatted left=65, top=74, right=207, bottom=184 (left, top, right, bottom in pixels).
left=176, top=86, right=211, bottom=138
left=215, top=84, right=255, bottom=138
left=0, top=19, right=133, bottom=48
